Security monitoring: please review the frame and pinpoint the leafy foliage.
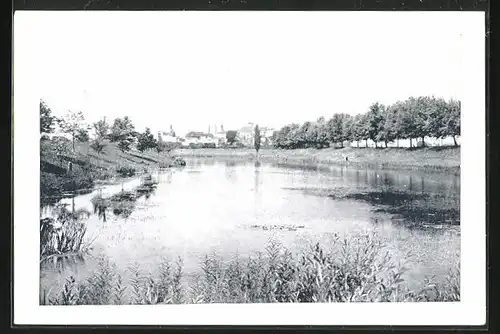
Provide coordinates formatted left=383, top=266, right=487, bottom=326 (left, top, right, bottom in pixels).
left=254, top=125, right=261, bottom=152
left=90, top=138, right=106, bottom=156
left=43, top=233, right=460, bottom=305
left=40, top=99, right=57, bottom=135
left=226, top=130, right=238, bottom=145
left=110, top=116, right=135, bottom=143
left=117, top=138, right=133, bottom=153
left=272, top=96, right=461, bottom=149
left=93, top=118, right=110, bottom=139
left=75, top=128, right=90, bottom=143
left=136, top=128, right=157, bottom=153
left=59, top=110, right=87, bottom=151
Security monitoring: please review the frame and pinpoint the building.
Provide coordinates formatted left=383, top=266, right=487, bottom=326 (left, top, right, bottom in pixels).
left=207, top=124, right=227, bottom=146
left=236, top=123, right=276, bottom=147
left=184, top=131, right=217, bottom=147
left=237, top=123, right=255, bottom=147
left=158, top=126, right=182, bottom=144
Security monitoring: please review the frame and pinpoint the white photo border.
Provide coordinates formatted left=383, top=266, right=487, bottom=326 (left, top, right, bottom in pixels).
left=13, top=10, right=486, bottom=326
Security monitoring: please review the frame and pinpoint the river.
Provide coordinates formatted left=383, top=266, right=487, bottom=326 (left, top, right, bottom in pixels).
left=40, top=158, right=460, bottom=296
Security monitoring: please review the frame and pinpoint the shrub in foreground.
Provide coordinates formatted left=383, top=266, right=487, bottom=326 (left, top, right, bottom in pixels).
left=41, top=233, right=460, bottom=305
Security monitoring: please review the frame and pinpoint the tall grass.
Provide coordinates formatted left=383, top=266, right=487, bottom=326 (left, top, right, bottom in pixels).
left=41, top=232, right=460, bottom=305
left=40, top=205, right=95, bottom=261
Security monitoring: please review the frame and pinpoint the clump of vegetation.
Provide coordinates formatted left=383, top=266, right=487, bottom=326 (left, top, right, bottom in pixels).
left=40, top=205, right=94, bottom=261
left=41, top=256, right=184, bottom=305
left=159, top=157, right=187, bottom=168
left=115, top=166, right=136, bottom=177
left=41, top=232, right=460, bottom=305
left=40, top=169, right=95, bottom=197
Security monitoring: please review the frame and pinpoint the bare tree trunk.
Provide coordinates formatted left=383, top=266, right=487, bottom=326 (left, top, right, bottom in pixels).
left=385, top=140, right=388, bottom=148
left=375, top=141, right=378, bottom=148
left=421, top=136, right=425, bottom=147
left=397, top=138, right=399, bottom=148
left=365, top=139, right=368, bottom=148
left=409, top=138, right=413, bottom=148
left=453, top=135, right=458, bottom=147
left=357, top=141, right=359, bottom=148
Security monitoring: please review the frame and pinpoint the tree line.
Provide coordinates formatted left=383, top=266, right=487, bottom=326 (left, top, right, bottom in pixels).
left=271, top=96, right=461, bottom=150
left=40, top=100, right=176, bottom=159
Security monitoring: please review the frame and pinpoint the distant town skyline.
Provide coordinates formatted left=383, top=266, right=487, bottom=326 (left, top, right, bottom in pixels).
left=22, top=11, right=470, bottom=136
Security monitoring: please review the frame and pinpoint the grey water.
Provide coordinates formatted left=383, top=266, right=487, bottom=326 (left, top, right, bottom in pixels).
left=40, top=159, right=460, bottom=293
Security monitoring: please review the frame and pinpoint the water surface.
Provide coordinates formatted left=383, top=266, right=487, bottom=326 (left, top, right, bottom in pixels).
left=41, top=159, right=460, bottom=293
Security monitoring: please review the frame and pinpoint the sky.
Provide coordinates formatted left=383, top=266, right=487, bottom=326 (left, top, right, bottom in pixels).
left=14, top=11, right=475, bottom=136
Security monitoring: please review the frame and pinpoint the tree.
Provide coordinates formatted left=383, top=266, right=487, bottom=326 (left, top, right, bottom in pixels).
left=90, top=138, right=106, bottom=156
left=315, top=117, right=330, bottom=148
left=136, top=128, right=157, bottom=153
left=366, top=103, right=385, bottom=148
left=226, top=130, right=238, bottom=146
left=117, top=138, right=132, bottom=153
left=40, top=99, right=56, bottom=136
left=75, top=127, right=90, bottom=143
left=384, top=103, right=405, bottom=147
left=327, top=113, right=350, bottom=148
left=341, top=115, right=353, bottom=147
left=348, top=114, right=363, bottom=148
left=93, top=118, right=109, bottom=139
left=287, top=124, right=301, bottom=149
left=375, top=108, right=391, bottom=148
left=427, top=97, right=450, bottom=141
left=254, top=124, right=261, bottom=153
left=443, top=99, right=461, bottom=146
left=110, top=116, right=135, bottom=143
left=411, top=96, right=433, bottom=147
left=51, top=136, right=71, bottom=167
left=155, top=140, right=163, bottom=157
left=59, top=110, right=86, bottom=152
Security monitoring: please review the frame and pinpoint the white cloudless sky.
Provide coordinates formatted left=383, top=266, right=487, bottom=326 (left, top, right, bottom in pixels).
left=16, top=11, right=469, bottom=136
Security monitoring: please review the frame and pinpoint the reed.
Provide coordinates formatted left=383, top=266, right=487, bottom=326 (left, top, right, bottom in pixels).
left=41, top=232, right=460, bottom=305
left=40, top=205, right=94, bottom=261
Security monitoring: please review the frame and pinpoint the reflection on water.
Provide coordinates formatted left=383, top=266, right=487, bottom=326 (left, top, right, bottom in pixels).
left=40, top=160, right=460, bottom=294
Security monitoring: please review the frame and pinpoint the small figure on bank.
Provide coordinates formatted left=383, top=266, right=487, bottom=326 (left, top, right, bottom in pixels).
left=67, top=161, right=73, bottom=174
left=345, top=156, right=349, bottom=162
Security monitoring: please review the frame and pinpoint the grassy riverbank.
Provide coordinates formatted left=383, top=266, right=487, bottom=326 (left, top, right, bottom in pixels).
left=174, top=147, right=460, bottom=174
left=40, top=139, right=183, bottom=199
left=41, top=231, right=460, bottom=305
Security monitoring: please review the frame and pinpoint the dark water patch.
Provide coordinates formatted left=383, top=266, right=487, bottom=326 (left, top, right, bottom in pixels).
left=90, top=177, right=159, bottom=220
left=41, top=252, right=87, bottom=273
left=338, top=191, right=460, bottom=227
left=337, top=191, right=430, bottom=206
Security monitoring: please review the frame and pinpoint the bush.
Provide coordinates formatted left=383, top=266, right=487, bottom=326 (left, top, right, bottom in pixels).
left=42, top=232, right=460, bottom=305
left=40, top=172, right=65, bottom=196
left=40, top=204, right=92, bottom=259
left=188, top=143, right=203, bottom=149
left=41, top=170, right=95, bottom=196
left=115, top=166, right=136, bottom=177
left=62, top=171, right=94, bottom=192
